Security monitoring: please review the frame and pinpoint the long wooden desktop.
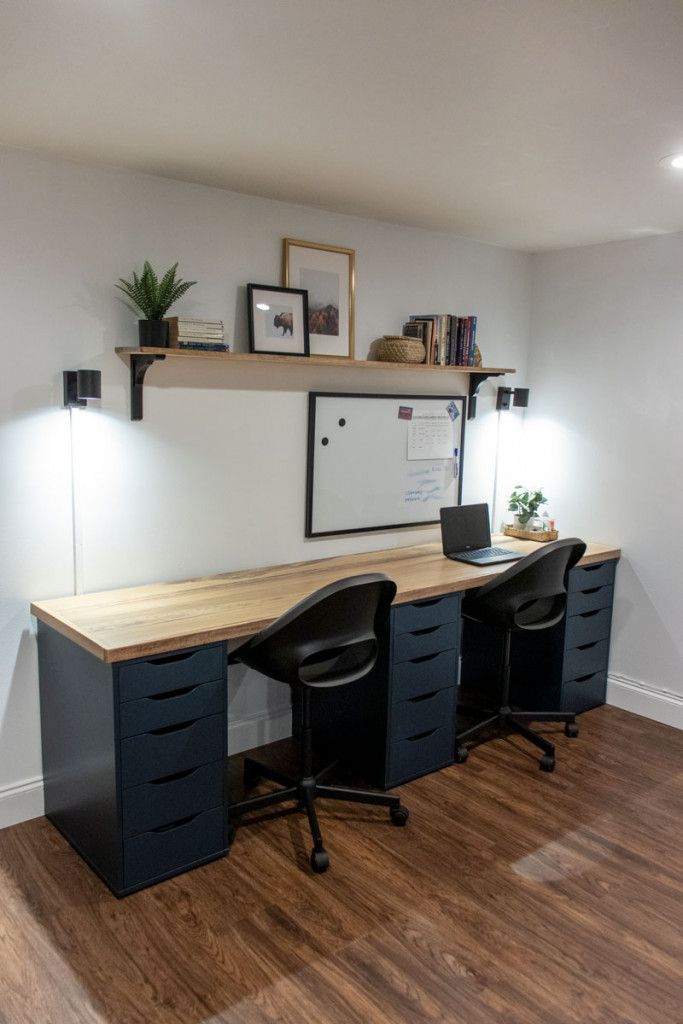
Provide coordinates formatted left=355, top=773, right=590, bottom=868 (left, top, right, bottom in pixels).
left=31, top=536, right=620, bottom=896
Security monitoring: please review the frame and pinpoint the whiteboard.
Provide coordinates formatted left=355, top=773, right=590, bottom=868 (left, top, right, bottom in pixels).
left=306, top=392, right=466, bottom=537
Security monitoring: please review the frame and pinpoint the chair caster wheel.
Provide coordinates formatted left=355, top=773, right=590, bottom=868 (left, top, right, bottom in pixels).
left=540, top=755, right=555, bottom=772
left=564, top=722, right=579, bottom=738
left=390, top=805, right=409, bottom=826
left=455, top=745, right=469, bottom=764
left=310, top=849, right=330, bottom=873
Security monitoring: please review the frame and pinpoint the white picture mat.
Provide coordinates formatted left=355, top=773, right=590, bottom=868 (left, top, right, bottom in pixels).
left=250, top=287, right=307, bottom=353
left=287, top=245, right=350, bottom=357
left=308, top=394, right=465, bottom=535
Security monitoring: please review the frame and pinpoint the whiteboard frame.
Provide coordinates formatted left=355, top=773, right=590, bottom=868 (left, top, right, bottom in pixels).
left=305, top=391, right=466, bottom=537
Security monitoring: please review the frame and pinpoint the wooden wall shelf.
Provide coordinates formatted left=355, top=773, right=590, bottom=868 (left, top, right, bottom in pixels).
left=114, top=347, right=515, bottom=421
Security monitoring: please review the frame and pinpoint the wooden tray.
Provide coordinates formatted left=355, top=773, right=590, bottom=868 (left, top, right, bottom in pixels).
left=503, top=525, right=558, bottom=543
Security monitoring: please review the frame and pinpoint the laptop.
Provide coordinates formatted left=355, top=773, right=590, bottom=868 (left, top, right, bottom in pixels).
left=440, top=503, right=523, bottom=566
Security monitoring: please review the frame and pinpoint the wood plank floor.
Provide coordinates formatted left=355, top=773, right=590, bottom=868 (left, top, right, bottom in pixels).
left=0, top=705, right=681, bottom=1024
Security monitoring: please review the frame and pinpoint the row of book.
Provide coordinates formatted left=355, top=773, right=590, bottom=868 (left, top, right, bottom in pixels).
left=403, top=314, right=477, bottom=366
left=167, top=316, right=229, bottom=352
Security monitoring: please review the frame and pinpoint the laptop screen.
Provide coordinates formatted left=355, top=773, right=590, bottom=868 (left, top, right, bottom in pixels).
left=440, top=503, right=492, bottom=554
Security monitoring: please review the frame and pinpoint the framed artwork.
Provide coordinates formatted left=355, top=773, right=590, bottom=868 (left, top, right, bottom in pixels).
left=282, top=238, right=355, bottom=359
left=247, top=284, right=309, bottom=356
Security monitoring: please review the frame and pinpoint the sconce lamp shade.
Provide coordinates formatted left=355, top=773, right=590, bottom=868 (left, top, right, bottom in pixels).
left=76, top=370, right=102, bottom=399
left=513, top=388, right=529, bottom=408
left=63, top=369, right=102, bottom=407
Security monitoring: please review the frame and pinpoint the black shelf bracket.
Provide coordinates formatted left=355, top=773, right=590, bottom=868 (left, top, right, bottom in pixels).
left=468, top=371, right=505, bottom=420
left=129, top=353, right=165, bottom=421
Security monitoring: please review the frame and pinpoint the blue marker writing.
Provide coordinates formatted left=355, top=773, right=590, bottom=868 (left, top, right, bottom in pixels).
left=453, top=448, right=459, bottom=478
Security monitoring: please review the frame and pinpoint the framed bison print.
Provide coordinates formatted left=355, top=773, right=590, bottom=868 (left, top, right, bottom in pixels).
left=247, top=284, right=310, bottom=356
left=282, top=238, right=355, bottom=358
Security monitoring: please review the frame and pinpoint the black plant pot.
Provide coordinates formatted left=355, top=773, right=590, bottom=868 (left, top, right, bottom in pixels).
left=138, top=319, right=169, bottom=348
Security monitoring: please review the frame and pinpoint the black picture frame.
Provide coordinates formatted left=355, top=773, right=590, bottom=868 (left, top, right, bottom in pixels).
left=247, top=284, right=310, bottom=356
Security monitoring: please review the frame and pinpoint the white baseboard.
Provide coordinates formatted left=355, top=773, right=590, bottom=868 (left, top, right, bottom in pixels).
left=228, top=705, right=293, bottom=753
left=0, top=708, right=293, bottom=831
left=0, top=775, right=45, bottom=830
left=607, top=672, right=683, bottom=730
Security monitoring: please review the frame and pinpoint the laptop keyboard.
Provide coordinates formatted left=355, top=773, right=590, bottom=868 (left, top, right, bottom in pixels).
left=463, top=546, right=515, bottom=558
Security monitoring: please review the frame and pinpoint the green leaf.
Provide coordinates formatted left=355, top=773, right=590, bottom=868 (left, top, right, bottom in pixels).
left=156, top=263, right=179, bottom=315
left=116, top=261, right=196, bottom=319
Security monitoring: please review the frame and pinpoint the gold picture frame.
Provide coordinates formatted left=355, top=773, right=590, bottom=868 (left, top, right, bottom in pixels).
left=282, top=238, right=355, bottom=359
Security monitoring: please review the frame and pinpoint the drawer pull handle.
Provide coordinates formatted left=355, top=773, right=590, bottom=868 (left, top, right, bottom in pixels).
left=580, top=587, right=601, bottom=595
left=581, top=563, right=604, bottom=572
left=411, top=625, right=441, bottom=637
left=148, top=684, right=198, bottom=701
left=148, top=718, right=197, bottom=736
left=576, top=641, right=598, bottom=651
left=409, top=652, right=440, bottom=665
left=414, top=598, right=442, bottom=608
left=574, top=673, right=597, bottom=683
left=578, top=610, right=599, bottom=619
left=151, top=813, right=199, bottom=833
left=407, top=728, right=437, bottom=742
left=149, top=767, right=199, bottom=785
left=408, top=690, right=439, bottom=704
left=148, top=651, right=195, bottom=667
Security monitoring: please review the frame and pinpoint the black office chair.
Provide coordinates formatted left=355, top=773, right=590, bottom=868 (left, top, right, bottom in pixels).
left=456, top=538, right=587, bottom=772
left=228, top=573, right=409, bottom=873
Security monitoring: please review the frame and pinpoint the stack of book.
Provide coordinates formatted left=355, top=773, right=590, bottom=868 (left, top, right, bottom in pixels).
left=167, top=317, right=228, bottom=352
left=402, top=314, right=477, bottom=367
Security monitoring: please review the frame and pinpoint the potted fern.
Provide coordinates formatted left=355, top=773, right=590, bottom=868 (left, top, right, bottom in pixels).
left=508, top=485, right=548, bottom=529
left=117, top=261, right=196, bottom=348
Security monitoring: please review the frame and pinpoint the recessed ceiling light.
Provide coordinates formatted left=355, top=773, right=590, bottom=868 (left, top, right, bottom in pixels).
left=659, top=153, right=683, bottom=169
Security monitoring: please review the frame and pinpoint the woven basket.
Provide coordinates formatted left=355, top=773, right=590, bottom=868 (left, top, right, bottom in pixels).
left=377, top=335, right=426, bottom=364
left=503, top=525, right=559, bottom=543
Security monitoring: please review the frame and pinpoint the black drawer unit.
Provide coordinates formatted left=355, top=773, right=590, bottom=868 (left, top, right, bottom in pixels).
left=393, top=621, right=460, bottom=663
left=564, top=607, right=612, bottom=649
left=567, top=584, right=613, bottom=616
left=386, top=723, right=455, bottom=787
left=124, top=806, right=226, bottom=890
left=119, top=645, right=223, bottom=701
left=384, top=594, right=461, bottom=786
left=393, top=593, right=460, bottom=633
left=37, top=625, right=228, bottom=897
left=119, top=678, right=224, bottom=738
left=122, top=761, right=224, bottom=838
left=390, top=687, right=456, bottom=742
left=561, top=671, right=607, bottom=714
left=568, top=560, right=616, bottom=593
left=120, top=713, right=225, bottom=788
left=505, top=561, right=618, bottom=712
left=392, top=648, right=458, bottom=703
left=306, top=593, right=461, bottom=789
left=563, top=638, right=610, bottom=682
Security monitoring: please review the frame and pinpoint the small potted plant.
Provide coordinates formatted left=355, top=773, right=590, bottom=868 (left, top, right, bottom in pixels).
left=116, top=261, right=196, bottom=348
left=508, top=485, right=548, bottom=530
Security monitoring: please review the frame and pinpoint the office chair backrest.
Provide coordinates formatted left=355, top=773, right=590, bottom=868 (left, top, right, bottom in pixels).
left=234, top=573, right=397, bottom=689
left=464, top=538, right=586, bottom=631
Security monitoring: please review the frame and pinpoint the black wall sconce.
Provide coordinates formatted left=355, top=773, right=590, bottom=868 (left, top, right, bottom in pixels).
left=63, top=369, right=102, bottom=408
left=496, top=386, right=530, bottom=411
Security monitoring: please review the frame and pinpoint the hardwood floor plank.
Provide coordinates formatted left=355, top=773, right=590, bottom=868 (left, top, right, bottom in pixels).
left=0, top=706, right=681, bottom=1024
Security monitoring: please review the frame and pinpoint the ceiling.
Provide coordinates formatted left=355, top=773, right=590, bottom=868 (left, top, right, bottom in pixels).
left=2, top=0, right=683, bottom=252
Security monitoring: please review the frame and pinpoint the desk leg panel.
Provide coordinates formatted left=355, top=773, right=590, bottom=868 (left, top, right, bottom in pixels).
left=37, top=623, right=123, bottom=893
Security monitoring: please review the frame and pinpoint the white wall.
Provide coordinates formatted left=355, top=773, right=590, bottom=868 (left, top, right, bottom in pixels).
left=524, top=231, right=683, bottom=728
left=0, top=147, right=531, bottom=826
